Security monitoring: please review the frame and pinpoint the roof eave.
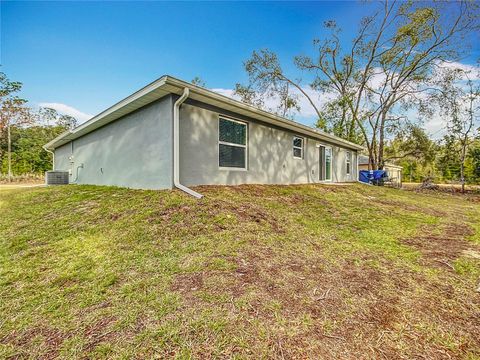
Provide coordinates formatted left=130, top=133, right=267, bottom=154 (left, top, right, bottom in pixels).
left=163, top=77, right=364, bottom=151
left=45, top=75, right=364, bottom=151
left=44, top=130, right=73, bottom=150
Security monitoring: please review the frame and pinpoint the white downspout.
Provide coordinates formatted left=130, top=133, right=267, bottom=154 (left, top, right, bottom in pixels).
left=356, top=151, right=359, bottom=181
left=173, top=88, right=203, bottom=198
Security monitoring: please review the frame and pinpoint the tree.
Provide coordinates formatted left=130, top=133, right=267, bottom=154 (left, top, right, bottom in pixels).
left=191, top=76, right=206, bottom=88
left=38, top=107, right=77, bottom=129
left=235, top=1, right=479, bottom=169
left=234, top=50, right=301, bottom=119
left=0, top=71, right=33, bottom=181
left=433, top=66, right=479, bottom=192
left=469, top=139, right=480, bottom=183
left=0, top=107, right=77, bottom=176
left=385, top=125, right=435, bottom=162
left=0, top=125, right=65, bottom=174
left=436, top=135, right=461, bottom=182
left=384, top=125, right=437, bottom=182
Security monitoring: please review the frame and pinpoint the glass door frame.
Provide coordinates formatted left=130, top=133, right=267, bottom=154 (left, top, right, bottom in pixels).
left=319, top=145, right=333, bottom=182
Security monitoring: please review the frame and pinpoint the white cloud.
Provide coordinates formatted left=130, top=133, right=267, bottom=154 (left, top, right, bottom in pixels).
left=436, top=60, right=480, bottom=80
left=38, top=102, right=93, bottom=123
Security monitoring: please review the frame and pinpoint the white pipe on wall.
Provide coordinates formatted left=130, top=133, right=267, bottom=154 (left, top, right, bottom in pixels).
left=173, top=88, right=203, bottom=199
left=356, top=152, right=359, bottom=181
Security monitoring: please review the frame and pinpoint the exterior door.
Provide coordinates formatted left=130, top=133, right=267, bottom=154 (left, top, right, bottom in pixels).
left=319, top=145, right=332, bottom=181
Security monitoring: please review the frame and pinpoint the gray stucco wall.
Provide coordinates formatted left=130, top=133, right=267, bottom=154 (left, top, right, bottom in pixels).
left=54, top=142, right=72, bottom=173
left=179, top=103, right=358, bottom=187
left=332, top=145, right=358, bottom=183
left=54, top=96, right=173, bottom=190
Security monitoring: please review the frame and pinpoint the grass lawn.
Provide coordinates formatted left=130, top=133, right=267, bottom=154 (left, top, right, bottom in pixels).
left=1, top=184, right=479, bottom=359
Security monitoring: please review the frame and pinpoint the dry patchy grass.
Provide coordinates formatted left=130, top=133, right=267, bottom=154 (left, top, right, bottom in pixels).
left=0, top=184, right=479, bottom=359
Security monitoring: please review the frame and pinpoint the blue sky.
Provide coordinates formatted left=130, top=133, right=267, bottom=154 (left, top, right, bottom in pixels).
left=1, top=1, right=375, bottom=123
left=1, top=1, right=478, bottom=132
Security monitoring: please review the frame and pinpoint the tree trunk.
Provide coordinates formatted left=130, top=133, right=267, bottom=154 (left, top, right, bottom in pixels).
left=372, top=140, right=378, bottom=170
left=377, top=112, right=387, bottom=170
left=369, top=133, right=378, bottom=170
left=368, top=150, right=374, bottom=171
left=367, top=143, right=375, bottom=171
left=347, top=110, right=356, bottom=142
left=7, top=124, right=12, bottom=182
left=460, top=163, right=465, bottom=194
left=460, top=147, right=466, bottom=194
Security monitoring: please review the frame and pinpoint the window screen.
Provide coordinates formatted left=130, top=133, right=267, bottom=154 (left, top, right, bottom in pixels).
left=219, top=118, right=247, bottom=168
left=219, top=144, right=246, bottom=168
left=346, top=151, right=351, bottom=175
left=219, top=118, right=246, bottom=145
left=293, top=136, right=304, bottom=159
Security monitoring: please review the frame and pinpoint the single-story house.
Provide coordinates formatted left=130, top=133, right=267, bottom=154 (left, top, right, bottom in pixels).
left=358, top=155, right=403, bottom=187
left=44, top=76, right=363, bottom=197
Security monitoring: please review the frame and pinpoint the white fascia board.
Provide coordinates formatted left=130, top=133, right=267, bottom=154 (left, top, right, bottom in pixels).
left=44, top=76, right=170, bottom=150
left=45, top=75, right=364, bottom=152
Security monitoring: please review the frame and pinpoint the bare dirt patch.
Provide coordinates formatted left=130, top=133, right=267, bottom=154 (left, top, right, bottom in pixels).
left=375, top=198, right=449, bottom=217
left=1, top=316, right=119, bottom=359
left=403, top=223, right=476, bottom=269
left=171, top=272, right=204, bottom=294
left=1, top=326, right=68, bottom=360
left=82, top=316, right=117, bottom=352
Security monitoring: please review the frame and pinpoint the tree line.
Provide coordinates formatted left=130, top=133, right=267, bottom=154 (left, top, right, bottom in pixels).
left=0, top=71, right=77, bottom=181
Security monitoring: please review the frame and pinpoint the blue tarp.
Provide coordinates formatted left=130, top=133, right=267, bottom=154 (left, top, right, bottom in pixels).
left=359, top=170, right=388, bottom=185
left=359, top=170, right=371, bottom=183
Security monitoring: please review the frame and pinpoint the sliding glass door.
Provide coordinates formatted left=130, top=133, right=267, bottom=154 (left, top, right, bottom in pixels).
left=325, top=147, right=332, bottom=181
left=319, top=145, right=332, bottom=181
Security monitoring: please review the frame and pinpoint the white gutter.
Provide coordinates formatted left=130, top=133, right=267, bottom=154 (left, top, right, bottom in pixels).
left=45, top=76, right=364, bottom=152
left=173, top=88, right=203, bottom=199
left=167, top=77, right=365, bottom=152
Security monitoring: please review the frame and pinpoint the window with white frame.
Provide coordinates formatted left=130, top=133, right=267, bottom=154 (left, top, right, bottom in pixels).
left=293, top=136, right=304, bottom=159
left=346, top=151, right=352, bottom=175
left=218, top=117, right=247, bottom=169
